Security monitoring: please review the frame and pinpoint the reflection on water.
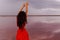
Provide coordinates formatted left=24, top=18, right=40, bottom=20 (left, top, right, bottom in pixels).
left=0, top=17, right=17, bottom=40
left=0, top=16, right=60, bottom=40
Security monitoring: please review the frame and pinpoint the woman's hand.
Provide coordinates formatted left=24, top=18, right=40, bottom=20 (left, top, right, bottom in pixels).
left=25, top=2, right=28, bottom=6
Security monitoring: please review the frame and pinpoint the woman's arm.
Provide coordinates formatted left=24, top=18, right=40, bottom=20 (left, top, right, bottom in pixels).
left=25, top=2, right=28, bottom=16
left=19, top=2, right=28, bottom=15
left=19, top=3, right=25, bottom=12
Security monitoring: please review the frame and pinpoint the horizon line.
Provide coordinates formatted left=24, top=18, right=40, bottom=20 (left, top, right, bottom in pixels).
left=0, top=15, right=60, bottom=17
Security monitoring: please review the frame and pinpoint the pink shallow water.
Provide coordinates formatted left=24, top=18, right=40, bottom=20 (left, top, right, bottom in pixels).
left=0, top=16, right=60, bottom=40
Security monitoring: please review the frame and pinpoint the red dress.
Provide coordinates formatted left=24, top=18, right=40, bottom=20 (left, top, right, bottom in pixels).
left=16, top=28, right=29, bottom=40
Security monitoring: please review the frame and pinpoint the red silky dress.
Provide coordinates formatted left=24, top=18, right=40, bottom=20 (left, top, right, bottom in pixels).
left=16, top=28, right=29, bottom=40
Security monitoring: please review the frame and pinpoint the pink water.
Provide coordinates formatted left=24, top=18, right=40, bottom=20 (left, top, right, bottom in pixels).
left=0, top=16, right=60, bottom=40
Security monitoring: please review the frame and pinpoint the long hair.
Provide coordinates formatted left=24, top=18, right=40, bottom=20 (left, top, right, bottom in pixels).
left=17, top=11, right=27, bottom=29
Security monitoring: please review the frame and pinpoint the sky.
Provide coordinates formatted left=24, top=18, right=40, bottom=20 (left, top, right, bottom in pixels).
left=0, top=0, right=60, bottom=15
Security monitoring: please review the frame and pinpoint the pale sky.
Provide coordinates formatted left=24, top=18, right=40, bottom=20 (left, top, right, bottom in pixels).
left=0, top=0, right=60, bottom=15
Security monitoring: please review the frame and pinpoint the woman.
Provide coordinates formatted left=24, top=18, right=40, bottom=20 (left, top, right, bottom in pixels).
left=16, top=2, right=29, bottom=40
